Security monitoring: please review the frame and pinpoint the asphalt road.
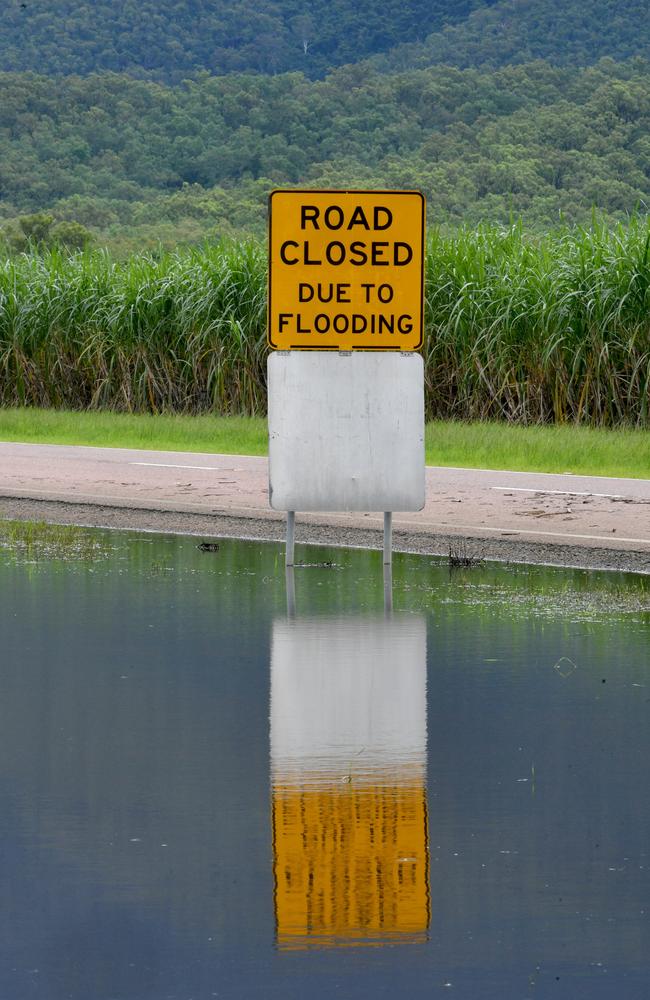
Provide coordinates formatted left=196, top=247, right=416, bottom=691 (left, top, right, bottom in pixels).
left=1, top=442, right=649, bottom=572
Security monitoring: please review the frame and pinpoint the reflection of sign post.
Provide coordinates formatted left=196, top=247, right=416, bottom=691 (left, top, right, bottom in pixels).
left=268, top=190, right=425, bottom=351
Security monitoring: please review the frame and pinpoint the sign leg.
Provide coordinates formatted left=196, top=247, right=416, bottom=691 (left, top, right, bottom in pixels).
left=286, top=510, right=296, bottom=567
left=383, top=511, right=392, bottom=566
left=383, top=563, right=393, bottom=615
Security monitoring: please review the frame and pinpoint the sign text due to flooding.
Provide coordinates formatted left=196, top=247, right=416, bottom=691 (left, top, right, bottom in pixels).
left=268, top=190, right=425, bottom=351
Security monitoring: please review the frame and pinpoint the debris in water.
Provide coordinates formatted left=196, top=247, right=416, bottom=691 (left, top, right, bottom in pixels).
left=554, top=657, right=577, bottom=678
left=448, top=541, right=484, bottom=568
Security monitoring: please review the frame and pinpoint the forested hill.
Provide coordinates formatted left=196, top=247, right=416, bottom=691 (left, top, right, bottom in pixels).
left=1, top=0, right=490, bottom=81
left=375, top=0, right=650, bottom=73
left=1, top=59, right=648, bottom=251
left=2, top=0, right=647, bottom=81
left=0, top=0, right=649, bottom=250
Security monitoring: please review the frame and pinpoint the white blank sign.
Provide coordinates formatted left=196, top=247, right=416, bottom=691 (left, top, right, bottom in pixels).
left=268, top=351, right=424, bottom=511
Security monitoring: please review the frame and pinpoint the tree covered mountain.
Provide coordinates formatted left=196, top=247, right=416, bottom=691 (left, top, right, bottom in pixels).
left=0, top=0, right=648, bottom=250
left=0, top=0, right=490, bottom=81
left=1, top=0, right=648, bottom=82
left=375, top=0, right=650, bottom=73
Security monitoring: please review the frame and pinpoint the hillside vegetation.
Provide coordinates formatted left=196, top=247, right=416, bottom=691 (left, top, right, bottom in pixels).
left=0, top=0, right=648, bottom=248
left=376, top=0, right=650, bottom=72
left=2, top=0, right=647, bottom=81
left=1, top=60, right=649, bottom=249
left=0, top=0, right=487, bottom=81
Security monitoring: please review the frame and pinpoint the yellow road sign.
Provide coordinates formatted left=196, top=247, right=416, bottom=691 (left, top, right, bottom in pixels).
left=268, top=189, right=425, bottom=351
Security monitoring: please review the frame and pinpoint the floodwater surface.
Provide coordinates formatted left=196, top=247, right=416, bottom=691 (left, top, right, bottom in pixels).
left=0, top=522, right=649, bottom=999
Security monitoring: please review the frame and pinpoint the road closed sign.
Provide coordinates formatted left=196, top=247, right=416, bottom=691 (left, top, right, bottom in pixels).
left=268, top=189, right=425, bottom=351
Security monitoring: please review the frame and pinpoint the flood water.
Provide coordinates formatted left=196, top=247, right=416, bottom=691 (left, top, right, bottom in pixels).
left=1, top=522, right=649, bottom=999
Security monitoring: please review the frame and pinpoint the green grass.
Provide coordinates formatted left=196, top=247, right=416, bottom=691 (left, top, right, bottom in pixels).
left=0, top=408, right=269, bottom=455
left=424, top=420, right=649, bottom=478
left=1, top=408, right=647, bottom=478
left=0, top=518, right=112, bottom=561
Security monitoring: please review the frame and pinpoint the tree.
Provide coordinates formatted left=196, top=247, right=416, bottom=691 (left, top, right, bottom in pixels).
left=50, top=220, right=94, bottom=250
left=3, top=213, right=93, bottom=252
left=291, top=14, right=316, bottom=55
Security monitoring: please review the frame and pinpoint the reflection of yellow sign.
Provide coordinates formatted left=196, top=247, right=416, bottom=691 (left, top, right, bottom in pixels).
left=272, top=771, right=430, bottom=950
left=268, top=190, right=425, bottom=351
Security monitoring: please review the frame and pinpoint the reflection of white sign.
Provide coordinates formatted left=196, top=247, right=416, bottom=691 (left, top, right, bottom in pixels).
left=271, top=615, right=426, bottom=776
left=270, top=614, right=429, bottom=948
left=268, top=352, right=425, bottom=512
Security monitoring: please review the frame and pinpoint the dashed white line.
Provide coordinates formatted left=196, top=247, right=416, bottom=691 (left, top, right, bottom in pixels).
left=492, top=486, right=625, bottom=499
left=428, top=465, right=649, bottom=483
left=130, top=462, right=245, bottom=471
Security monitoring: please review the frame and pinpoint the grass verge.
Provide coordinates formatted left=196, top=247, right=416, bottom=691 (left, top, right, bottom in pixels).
left=0, top=408, right=648, bottom=479
left=424, top=421, right=649, bottom=479
left=0, top=408, right=269, bottom=456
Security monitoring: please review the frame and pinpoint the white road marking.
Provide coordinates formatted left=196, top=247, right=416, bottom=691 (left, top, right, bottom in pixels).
left=399, top=520, right=650, bottom=546
left=130, top=462, right=245, bottom=471
left=492, top=486, right=625, bottom=499
left=428, top=465, right=648, bottom=483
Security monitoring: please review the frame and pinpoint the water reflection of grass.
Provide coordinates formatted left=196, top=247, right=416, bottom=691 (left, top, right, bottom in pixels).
left=407, top=559, right=650, bottom=622
left=0, top=518, right=647, bottom=622
left=0, top=519, right=112, bottom=563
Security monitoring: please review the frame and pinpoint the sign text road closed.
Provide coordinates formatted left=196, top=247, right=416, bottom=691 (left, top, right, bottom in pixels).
left=268, top=189, right=425, bottom=351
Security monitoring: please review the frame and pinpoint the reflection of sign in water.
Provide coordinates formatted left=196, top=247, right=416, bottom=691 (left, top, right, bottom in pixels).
left=270, top=616, right=429, bottom=949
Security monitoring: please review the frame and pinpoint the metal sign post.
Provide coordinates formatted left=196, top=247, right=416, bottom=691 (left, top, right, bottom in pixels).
left=383, top=512, right=392, bottom=566
left=285, top=510, right=295, bottom=567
